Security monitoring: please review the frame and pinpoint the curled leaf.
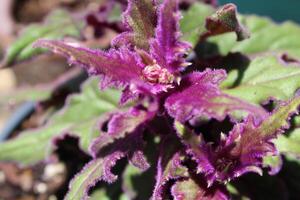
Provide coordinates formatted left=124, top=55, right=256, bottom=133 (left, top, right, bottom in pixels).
left=65, top=151, right=125, bottom=200
left=152, top=134, right=187, bottom=200
left=112, top=0, right=157, bottom=49
left=202, top=3, right=250, bottom=41
left=150, top=0, right=191, bottom=73
left=89, top=108, right=153, bottom=158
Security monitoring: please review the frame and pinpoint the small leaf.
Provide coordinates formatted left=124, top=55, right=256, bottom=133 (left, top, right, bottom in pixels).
left=0, top=78, right=121, bottom=166
left=1, top=10, right=83, bottom=67
left=202, top=4, right=250, bottom=41
left=113, top=0, right=156, bottom=49
left=222, top=55, right=300, bottom=105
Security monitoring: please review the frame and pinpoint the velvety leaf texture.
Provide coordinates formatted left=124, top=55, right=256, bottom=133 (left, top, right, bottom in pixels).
left=165, top=69, right=266, bottom=122
left=34, top=40, right=144, bottom=89
left=150, top=0, right=191, bottom=73
left=112, top=0, right=157, bottom=49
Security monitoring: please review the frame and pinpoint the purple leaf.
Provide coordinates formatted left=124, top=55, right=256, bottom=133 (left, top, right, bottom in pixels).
left=34, top=39, right=176, bottom=95
left=175, top=96, right=300, bottom=185
left=150, top=0, right=191, bottom=73
left=112, top=0, right=157, bottom=49
left=89, top=108, right=153, bottom=158
left=102, top=151, right=126, bottom=183
left=89, top=106, right=154, bottom=172
left=33, top=40, right=143, bottom=88
left=165, top=69, right=266, bottom=122
left=202, top=3, right=250, bottom=41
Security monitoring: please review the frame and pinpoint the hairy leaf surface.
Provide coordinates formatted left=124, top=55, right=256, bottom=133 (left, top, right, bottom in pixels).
left=222, top=55, right=300, bottom=105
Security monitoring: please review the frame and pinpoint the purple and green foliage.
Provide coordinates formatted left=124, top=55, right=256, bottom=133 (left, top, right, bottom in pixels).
left=2, top=0, right=300, bottom=199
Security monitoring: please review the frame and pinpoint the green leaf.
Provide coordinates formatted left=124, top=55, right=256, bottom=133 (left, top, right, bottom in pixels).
left=259, top=96, right=300, bottom=137
left=208, top=15, right=300, bottom=58
left=222, top=55, right=300, bottom=105
left=180, top=3, right=214, bottom=46
left=1, top=9, right=83, bottom=67
left=275, top=128, right=300, bottom=156
left=0, top=78, right=121, bottom=166
left=89, top=189, right=110, bottom=200
left=65, top=158, right=104, bottom=200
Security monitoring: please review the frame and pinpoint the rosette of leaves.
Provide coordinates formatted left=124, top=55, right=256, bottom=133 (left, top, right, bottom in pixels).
left=1, top=0, right=300, bottom=200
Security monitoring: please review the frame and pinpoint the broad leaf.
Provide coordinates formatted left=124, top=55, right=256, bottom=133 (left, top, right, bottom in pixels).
left=222, top=55, right=300, bottom=105
left=208, top=15, right=300, bottom=58
left=1, top=9, right=83, bottom=67
left=165, top=69, right=266, bottom=122
left=0, top=78, right=121, bottom=166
